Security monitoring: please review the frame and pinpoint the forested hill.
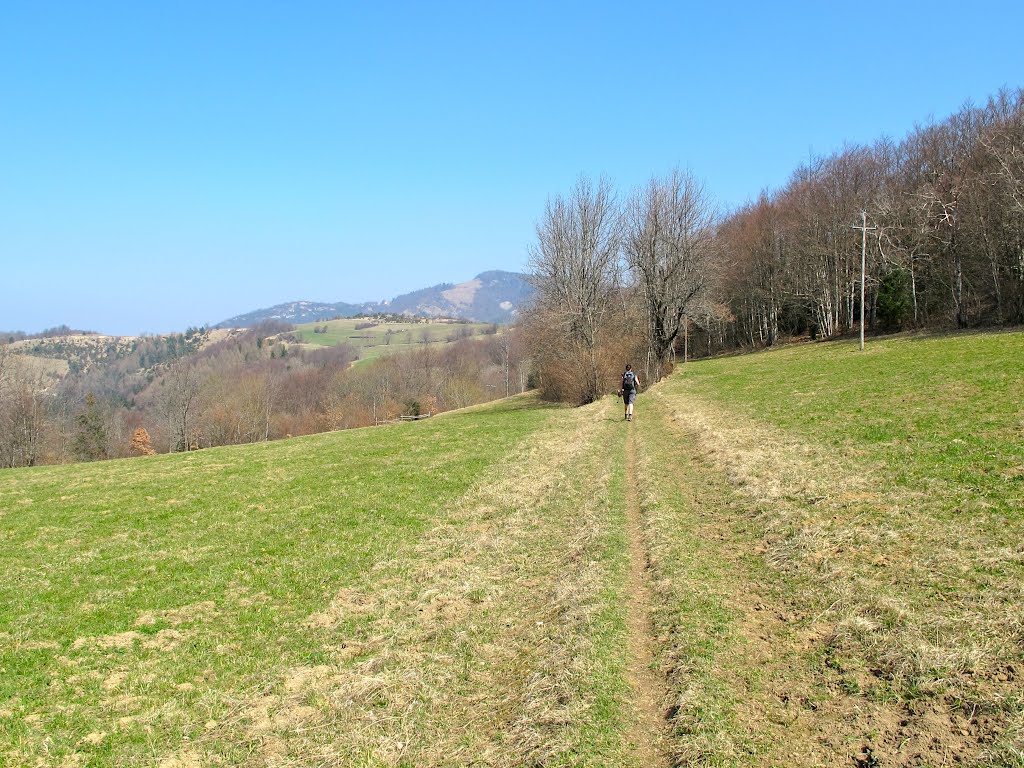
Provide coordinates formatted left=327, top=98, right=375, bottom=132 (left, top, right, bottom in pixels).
left=213, top=300, right=365, bottom=328
left=215, top=270, right=534, bottom=327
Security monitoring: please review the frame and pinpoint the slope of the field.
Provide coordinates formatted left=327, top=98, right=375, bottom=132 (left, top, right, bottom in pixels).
left=2, top=330, right=1022, bottom=767
left=633, top=330, right=1024, bottom=767
left=0, top=395, right=641, bottom=767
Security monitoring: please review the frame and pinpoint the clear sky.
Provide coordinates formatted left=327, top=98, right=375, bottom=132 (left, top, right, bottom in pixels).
left=2, top=1, right=1022, bottom=335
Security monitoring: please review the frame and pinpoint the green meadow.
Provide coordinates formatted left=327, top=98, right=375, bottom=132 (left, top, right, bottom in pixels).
left=636, top=330, right=1024, bottom=765
left=291, top=318, right=495, bottom=362
left=1, top=396, right=640, bottom=767
left=680, top=330, right=1024, bottom=509
left=2, top=330, right=1022, bottom=766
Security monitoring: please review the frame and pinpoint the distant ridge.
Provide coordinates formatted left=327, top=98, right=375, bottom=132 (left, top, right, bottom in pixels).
left=215, top=270, right=533, bottom=328
left=213, top=300, right=365, bottom=329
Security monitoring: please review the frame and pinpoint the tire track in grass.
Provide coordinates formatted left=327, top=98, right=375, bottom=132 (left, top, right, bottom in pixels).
left=624, top=422, right=671, bottom=767
left=640, top=377, right=1024, bottom=765
left=209, top=398, right=639, bottom=766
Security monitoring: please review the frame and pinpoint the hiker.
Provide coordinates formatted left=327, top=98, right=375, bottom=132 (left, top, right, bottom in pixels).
left=620, top=364, right=640, bottom=421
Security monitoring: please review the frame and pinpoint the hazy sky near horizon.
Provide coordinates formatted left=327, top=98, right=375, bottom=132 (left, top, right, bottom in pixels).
left=2, top=1, right=1022, bottom=335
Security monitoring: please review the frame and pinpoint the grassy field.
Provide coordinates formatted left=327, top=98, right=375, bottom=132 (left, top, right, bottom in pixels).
left=291, top=318, right=495, bottom=363
left=0, top=396, right=642, bottom=767
left=2, top=329, right=1022, bottom=766
left=636, top=330, right=1024, bottom=766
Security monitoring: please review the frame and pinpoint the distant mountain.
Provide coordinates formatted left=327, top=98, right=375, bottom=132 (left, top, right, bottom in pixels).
left=214, top=300, right=365, bottom=328
left=216, top=270, right=534, bottom=328
left=380, top=270, right=535, bottom=323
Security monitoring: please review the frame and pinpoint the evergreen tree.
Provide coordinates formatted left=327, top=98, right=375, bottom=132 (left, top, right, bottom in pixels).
left=72, top=394, right=108, bottom=461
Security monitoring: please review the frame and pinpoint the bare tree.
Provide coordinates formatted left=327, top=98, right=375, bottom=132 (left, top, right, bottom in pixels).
left=625, top=169, right=717, bottom=382
left=979, top=90, right=1024, bottom=322
left=497, top=331, right=512, bottom=397
left=528, top=175, right=621, bottom=403
left=981, top=89, right=1024, bottom=215
left=0, top=344, right=9, bottom=444
left=873, top=141, right=933, bottom=327
left=0, top=350, right=49, bottom=468
left=161, top=359, right=201, bottom=452
left=916, top=115, right=978, bottom=328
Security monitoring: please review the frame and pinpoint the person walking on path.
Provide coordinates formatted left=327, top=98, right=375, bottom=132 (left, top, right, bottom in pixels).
left=620, top=364, right=641, bottom=421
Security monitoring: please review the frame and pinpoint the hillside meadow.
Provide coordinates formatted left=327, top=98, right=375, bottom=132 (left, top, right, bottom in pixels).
left=291, top=318, right=495, bottom=364
left=1, top=330, right=1022, bottom=767
left=636, top=330, right=1023, bottom=766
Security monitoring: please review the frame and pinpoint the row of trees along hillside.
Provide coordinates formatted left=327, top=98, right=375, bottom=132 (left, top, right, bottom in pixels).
left=0, top=320, right=530, bottom=467
left=723, top=88, right=1024, bottom=346
left=526, top=88, right=1024, bottom=404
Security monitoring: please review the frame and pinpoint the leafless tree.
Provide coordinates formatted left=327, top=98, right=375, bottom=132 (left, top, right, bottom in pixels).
left=915, top=113, right=980, bottom=328
left=0, top=343, right=9, bottom=428
left=981, top=89, right=1024, bottom=215
left=497, top=331, right=513, bottom=397
left=979, top=90, right=1024, bottom=321
left=161, top=359, right=201, bottom=452
left=625, top=169, right=717, bottom=382
left=528, top=175, right=621, bottom=403
left=0, top=350, right=48, bottom=468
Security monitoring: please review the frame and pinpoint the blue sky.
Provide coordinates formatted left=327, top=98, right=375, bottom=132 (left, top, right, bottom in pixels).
left=2, top=1, right=1022, bottom=335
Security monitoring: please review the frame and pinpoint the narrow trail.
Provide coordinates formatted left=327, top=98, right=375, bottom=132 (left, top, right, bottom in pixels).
left=623, top=422, right=672, bottom=767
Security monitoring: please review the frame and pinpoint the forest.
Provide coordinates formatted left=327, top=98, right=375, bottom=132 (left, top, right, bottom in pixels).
left=526, top=88, right=1024, bottom=403
left=0, top=321, right=529, bottom=468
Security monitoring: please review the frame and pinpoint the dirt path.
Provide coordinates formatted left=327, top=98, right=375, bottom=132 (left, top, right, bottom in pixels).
left=624, top=425, right=672, bottom=767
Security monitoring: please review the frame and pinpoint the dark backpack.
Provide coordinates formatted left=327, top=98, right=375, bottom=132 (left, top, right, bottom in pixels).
left=622, top=371, right=636, bottom=392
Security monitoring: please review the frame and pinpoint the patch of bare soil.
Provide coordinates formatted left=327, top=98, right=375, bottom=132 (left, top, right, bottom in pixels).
left=156, top=751, right=204, bottom=768
left=6, top=353, right=68, bottom=379
left=440, top=277, right=482, bottom=309
left=647, top=387, right=1024, bottom=767
left=71, top=629, right=186, bottom=653
left=134, top=600, right=219, bottom=628
left=199, top=328, right=245, bottom=349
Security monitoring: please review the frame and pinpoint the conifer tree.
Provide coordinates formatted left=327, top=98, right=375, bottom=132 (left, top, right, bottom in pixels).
left=72, top=394, right=107, bottom=461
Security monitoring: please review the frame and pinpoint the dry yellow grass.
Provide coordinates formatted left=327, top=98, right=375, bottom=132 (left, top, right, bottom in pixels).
left=171, top=398, right=639, bottom=767
left=651, top=387, right=1020, bottom=691
left=638, top=359, right=1024, bottom=766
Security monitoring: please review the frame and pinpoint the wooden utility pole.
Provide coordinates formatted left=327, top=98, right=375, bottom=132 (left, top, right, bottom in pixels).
left=852, top=211, right=877, bottom=351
